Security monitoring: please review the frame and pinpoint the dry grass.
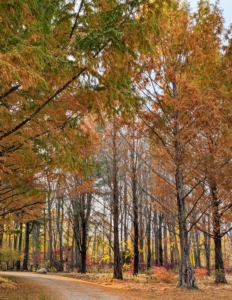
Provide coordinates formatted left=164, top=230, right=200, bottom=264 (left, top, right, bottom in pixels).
left=0, top=276, right=53, bottom=300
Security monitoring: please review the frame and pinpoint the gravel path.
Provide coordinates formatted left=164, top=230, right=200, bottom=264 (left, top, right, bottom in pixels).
left=0, top=271, right=122, bottom=300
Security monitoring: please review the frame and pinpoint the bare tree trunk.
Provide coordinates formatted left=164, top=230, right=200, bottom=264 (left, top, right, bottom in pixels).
left=47, top=194, right=53, bottom=263
left=154, top=210, right=159, bottom=266
left=56, top=196, right=63, bottom=271
left=80, top=193, right=92, bottom=273
left=176, top=166, right=197, bottom=288
left=173, top=98, right=197, bottom=288
left=211, top=180, right=227, bottom=283
left=23, top=222, right=32, bottom=270
left=163, top=219, right=168, bottom=266
left=158, top=213, right=163, bottom=266
left=195, top=231, right=201, bottom=268
left=203, top=217, right=211, bottom=276
left=72, top=189, right=91, bottom=274
left=131, top=139, right=139, bottom=276
left=123, top=178, right=128, bottom=252
left=16, top=223, right=23, bottom=270
left=168, top=221, right=175, bottom=265
left=139, top=198, right=144, bottom=264
left=109, top=211, right=112, bottom=267
left=112, top=121, right=123, bottom=280
left=146, top=204, right=152, bottom=269
left=0, top=224, right=3, bottom=248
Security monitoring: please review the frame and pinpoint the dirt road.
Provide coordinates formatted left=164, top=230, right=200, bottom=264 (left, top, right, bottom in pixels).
left=0, top=271, right=122, bottom=300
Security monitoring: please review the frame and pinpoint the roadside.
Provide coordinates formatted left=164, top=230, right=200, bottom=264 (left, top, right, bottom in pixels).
left=0, top=274, right=54, bottom=300
left=0, top=271, right=232, bottom=300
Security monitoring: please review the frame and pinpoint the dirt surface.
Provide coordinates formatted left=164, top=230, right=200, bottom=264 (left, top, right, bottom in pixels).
left=1, top=271, right=232, bottom=300
left=0, top=272, right=122, bottom=300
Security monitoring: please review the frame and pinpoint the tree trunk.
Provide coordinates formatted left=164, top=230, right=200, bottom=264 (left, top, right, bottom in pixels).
left=131, top=139, right=139, bottom=276
left=0, top=224, right=3, bottom=248
left=15, top=223, right=23, bottom=270
left=123, top=178, right=128, bottom=252
left=47, top=194, right=53, bottom=263
left=112, top=121, right=123, bottom=279
left=195, top=231, right=201, bottom=268
left=72, top=188, right=92, bottom=274
left=211, top=180, right=227, bottom=283
left=23, top=222, right=30, bottom=270
left=176, top=167, right=197, bottom=288
left=163, top=219, right=168, bottom=266
left=109, top=212, right=112, bottom=267
left=146, top=204, right=152, bottom=269
left=139, top=203, right=144, bottom=264
left=80, top=214, right=87, bottom=274
left=154, top=210, right=159, bottom=266
left=173, top=100, right=197, bottom=288
left=56, top=196, right=63, bottom=271
left=203, top=217, right=211, bottom=276
left=158, top=213, right=163, bottom=266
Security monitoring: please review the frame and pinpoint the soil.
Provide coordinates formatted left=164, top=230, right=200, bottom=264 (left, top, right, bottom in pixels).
left=0, top=271, right=232, bottom=300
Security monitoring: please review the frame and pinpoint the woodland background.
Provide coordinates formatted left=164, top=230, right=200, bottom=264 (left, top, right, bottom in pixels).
left=0, top=0, right=232, bottom=289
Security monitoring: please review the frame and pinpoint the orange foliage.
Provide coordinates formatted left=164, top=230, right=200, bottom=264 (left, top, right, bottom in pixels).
left=194, top=268, right=208, bottom=278
left=152, top=267, right=176, bottom=284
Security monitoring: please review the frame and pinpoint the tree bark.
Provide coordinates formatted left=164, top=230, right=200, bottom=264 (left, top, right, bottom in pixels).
left=173, top=97, right=197, bottom=288
left=132, top=168, right=139, bottom=275
left=15, top=222, right=23, bottom=270
left=211, top=180, right=227, bottom=283
left=146, top=204, right=152, bottom=269
left=47, top=193, right=53, bottom=264
left=163, top=219, right=168, bottom=266
left=131, top=134, right=139, bottom=276
left=0, top=224, right=3, bottom=248
left=176, top=166, right=197, bottom=288
left=72, top=193, right=91, bottom=274
left=154, top=211, right=159, bottom=266
left=112, top=121, right=123, bottom=279
left=203, top=217, right=211, bottom=276
left=158, top=213, right=163, bottom=266
left=177, top=176, right=197, bottom=287
left=23, top=222, right=31, bottom=270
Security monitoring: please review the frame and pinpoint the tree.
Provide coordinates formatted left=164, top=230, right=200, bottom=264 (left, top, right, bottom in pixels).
left=0, top=0, right=149, bottom=221
left=133, top=2, right=213, bottom=288
left=133, top=0, right=232, bottom=287
left=69, top=175, right=94, bottom=274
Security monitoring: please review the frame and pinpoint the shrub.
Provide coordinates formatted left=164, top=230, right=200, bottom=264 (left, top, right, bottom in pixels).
left=152, top=266, right=175, bottom=283
left=194, top=267, right=208, bottom=278
left=122, top=263, right=131, bottom=272
left=0, top=247, right=20, bottom=269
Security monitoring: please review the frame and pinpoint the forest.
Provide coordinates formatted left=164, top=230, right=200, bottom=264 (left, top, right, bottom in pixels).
left=0, top=0, right=232, bottom=291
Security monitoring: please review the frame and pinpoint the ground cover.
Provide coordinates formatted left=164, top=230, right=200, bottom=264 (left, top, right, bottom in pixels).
left=0, top=272, right=232, bottom=300
left=54, top=272, right=232, bottom=299
left=0, top=275, right=53, bottom=300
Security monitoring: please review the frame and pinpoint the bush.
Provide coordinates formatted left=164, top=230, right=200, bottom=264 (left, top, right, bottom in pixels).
left=0, top=247, right=20, bottom=269
left=194, top=267, right=208, bottom=278
left=152, top=266, right=175, bottom=283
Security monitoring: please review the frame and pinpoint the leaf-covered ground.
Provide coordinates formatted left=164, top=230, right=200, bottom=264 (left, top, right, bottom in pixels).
left=52, top=272, right=232, bottom=300
left=0, top=272, right=232, bottom=300
left=0, top=275, right=53, bottom=300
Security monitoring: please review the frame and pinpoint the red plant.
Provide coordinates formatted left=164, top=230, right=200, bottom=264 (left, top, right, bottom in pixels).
left=152, top=266, right=175, bottom=283
left=194, top=268, right=208, bottom=278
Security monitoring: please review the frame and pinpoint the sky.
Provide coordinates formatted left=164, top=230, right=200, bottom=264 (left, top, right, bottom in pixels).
left=188, top=0, right=232, bottom=28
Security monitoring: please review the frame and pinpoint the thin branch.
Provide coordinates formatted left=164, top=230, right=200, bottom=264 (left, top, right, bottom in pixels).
left=70, top=0, right=85, bottom=39
left=0, top=84, right=20, bottom=101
